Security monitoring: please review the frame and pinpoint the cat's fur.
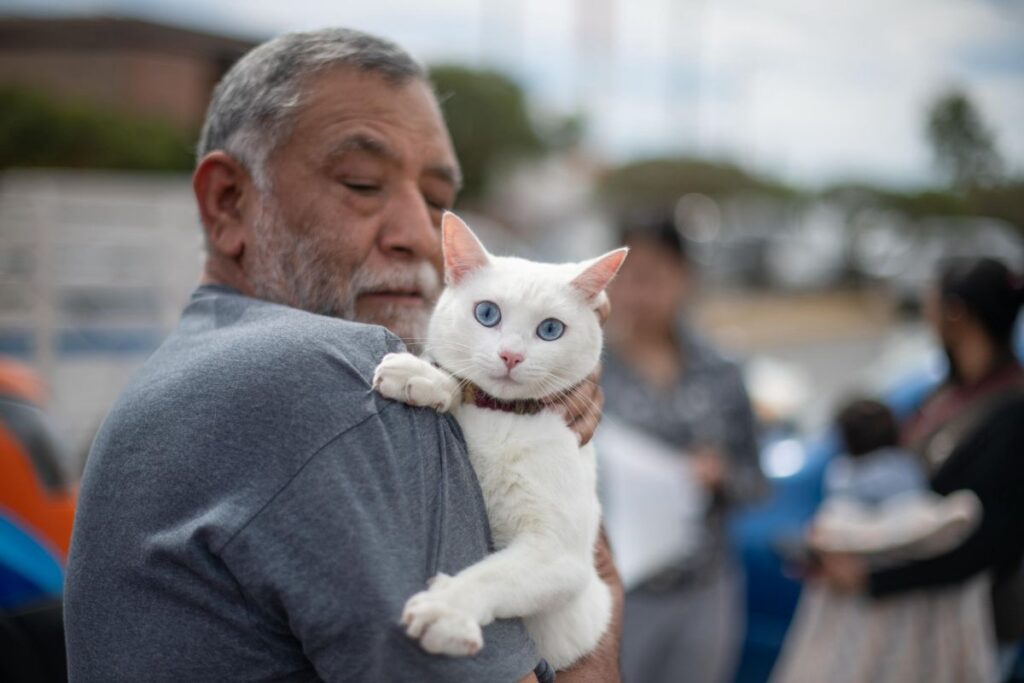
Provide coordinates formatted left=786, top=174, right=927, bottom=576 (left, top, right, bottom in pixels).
left=372, top=212, right=626, bottom=669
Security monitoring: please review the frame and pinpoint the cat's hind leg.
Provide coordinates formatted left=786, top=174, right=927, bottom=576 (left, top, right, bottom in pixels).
left=525, top=569, right=612, bottom=669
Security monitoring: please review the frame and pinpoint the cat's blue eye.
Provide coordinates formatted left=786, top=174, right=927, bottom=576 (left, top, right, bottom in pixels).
left=474, top=301, right=501, bottom=327
left=536, top=318, right=565, bottom=341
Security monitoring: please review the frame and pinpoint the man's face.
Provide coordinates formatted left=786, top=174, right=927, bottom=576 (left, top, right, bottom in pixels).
left=243, top=67, right=459, bottom=343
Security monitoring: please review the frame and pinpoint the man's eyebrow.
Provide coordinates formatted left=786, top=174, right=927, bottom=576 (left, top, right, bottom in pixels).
left=326, top=133, right=399, bottom=162
left=327, top=132, right=463, bottom=191
left=426, top=163, right=463, bottom=192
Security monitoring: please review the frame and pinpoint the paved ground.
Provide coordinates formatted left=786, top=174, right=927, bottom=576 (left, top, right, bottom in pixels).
left=696, top=288, right=933, bottom=431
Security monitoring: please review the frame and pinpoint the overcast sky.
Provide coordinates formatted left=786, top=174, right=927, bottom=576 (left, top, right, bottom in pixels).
left=4, top=0, right=1023, bottom=187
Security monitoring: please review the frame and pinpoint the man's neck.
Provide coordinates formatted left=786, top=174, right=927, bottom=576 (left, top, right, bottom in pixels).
left=201, top=257, right=255, bottom=297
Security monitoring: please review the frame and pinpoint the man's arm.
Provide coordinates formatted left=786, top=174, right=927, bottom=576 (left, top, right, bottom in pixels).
left=547, top=365, right=605, bottom=446
left=219, top=417, right=540, bottom=682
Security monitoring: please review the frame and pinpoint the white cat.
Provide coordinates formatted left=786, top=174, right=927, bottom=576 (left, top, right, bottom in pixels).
left=372, top=212, right=626, bottom=670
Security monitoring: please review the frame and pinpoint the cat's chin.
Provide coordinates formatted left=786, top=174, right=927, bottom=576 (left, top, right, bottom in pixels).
left=476, top=376, right=529, bottom=401
left=477, top=375, right=570, bottom=402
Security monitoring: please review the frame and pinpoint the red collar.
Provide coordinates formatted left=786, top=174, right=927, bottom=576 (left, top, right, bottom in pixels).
left=460, top=383, right=545, bottom=415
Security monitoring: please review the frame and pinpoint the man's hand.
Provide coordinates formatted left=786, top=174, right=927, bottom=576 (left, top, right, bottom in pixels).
left=556, top=528, right=624, bottom=682
left=544, top=368, right=605, bottom=446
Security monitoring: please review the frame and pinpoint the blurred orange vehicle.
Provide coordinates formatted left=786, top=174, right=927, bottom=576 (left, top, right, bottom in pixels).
left=0, top=358, right=76, bottom=608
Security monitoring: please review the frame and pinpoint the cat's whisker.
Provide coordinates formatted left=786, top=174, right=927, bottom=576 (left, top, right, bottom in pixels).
left=551, top=382, right=603, bottom=418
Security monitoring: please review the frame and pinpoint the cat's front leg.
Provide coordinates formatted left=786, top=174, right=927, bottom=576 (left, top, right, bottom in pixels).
left=401, top=573, right=484, bottom=657
left=373, top=352, right=460, bottom=412
left=401, top=539, right=589, bottom=658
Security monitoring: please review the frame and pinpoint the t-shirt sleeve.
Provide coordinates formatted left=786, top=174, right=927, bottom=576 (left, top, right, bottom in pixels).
left=217, top=412, right=537, bottom=682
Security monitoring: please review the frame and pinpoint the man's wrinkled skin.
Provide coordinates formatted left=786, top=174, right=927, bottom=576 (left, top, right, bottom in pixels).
left=194, top=65, right=623, bottom=681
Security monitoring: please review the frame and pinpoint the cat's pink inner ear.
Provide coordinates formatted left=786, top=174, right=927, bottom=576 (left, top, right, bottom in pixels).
left=570, top=247, right=629, bottom=301
left=443, top=212, right=490, bottom=285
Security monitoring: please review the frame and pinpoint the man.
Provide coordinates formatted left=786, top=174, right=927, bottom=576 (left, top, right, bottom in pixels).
left=64, top=28, right=621, bottom=682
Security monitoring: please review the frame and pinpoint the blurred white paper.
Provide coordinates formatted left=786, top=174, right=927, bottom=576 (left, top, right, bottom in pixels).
left=596, top=417, right=709, bottom=590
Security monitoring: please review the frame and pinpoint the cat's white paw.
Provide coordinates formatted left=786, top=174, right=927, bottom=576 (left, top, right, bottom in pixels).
left=401, top=584, right=483, bottom=657
left=426, top=572, right=455, bottom=589
left=373, top=353, right=453, bottom=412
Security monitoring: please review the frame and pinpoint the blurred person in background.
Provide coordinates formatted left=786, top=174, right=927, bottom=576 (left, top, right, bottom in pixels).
left=0, top=358, right=75, bottom=682
left=600, top=211, right=765, bottom=683
left=818, top=257, right=1024, bottom=679
left=772, top=397, right=993, bottom=682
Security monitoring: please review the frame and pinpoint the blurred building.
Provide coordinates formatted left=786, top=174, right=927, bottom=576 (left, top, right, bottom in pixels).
left=0, top=16, right=258, bottom=468
left=0, top=16, right=256, bottom=130
left=0, top=169, right=200, bottom=471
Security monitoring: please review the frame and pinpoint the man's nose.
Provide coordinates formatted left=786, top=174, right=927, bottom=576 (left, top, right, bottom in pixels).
left=378, top=186, right=439, bottom=260
left=499, top=351, right=524, bottom=370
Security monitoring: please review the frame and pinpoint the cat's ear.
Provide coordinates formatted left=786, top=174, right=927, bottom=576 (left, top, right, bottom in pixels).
left=570, top=247, right=629, bottom=304
left=442, top=212, right=490, bottom=285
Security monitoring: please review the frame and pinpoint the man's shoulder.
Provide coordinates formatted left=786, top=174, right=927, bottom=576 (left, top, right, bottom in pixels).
left=185, top=286, right=400, bottom=389
left=99, top=287, right=409, bottom=471
left=135, top=287, right=407, bottom=413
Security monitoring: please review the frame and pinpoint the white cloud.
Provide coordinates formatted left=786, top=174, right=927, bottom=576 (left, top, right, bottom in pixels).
left=688, top=0, right=1024, bottom=184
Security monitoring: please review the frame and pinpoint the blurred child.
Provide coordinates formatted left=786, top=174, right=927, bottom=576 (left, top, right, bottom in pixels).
left=771, top=398, right=994, bottom=683
left=825, top=399, right=925, bottom=505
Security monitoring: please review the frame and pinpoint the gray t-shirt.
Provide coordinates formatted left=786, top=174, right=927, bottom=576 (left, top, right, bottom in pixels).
left=64, top=285, right=537, bottom=682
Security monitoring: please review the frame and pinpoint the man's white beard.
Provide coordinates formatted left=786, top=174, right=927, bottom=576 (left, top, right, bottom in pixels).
left=247, top=197, right=440, bottom=344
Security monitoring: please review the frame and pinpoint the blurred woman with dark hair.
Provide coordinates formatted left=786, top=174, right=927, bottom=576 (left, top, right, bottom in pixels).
left=599, top=210, right=765, bottom=683
left=818, top=257, right=1024, bottom=676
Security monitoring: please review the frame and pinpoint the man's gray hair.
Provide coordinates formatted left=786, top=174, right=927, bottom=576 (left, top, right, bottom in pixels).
left=197, top=28, right=426, bottom=187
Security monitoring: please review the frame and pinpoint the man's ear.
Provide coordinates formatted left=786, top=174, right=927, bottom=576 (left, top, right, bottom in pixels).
left=192, top=151, right=255, bottom=259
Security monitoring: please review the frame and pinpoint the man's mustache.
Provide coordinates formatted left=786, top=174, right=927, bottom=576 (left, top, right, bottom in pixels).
left=349, top=262, right=442, bottom=302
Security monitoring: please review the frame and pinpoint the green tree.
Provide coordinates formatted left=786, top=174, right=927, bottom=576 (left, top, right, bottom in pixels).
left=428, top=65, right=545, bottom=203
left=969, top=181, right=1024, bottom=236
left=597, top=157, right=796, bottom=212
left=0, top=86, right=194, bottom=171
left=926, top=88, right=1002, bottom=190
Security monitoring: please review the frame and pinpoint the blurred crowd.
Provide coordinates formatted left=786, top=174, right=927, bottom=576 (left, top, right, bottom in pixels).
left=595, top=210, right=1023, bottom=683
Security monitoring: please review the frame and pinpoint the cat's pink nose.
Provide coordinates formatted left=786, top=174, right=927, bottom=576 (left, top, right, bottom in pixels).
left=500, top=351, right=524, bottom=370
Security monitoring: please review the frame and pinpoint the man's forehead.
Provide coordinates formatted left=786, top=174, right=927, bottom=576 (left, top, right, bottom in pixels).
left=294, top=67, right=457, bottom=165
